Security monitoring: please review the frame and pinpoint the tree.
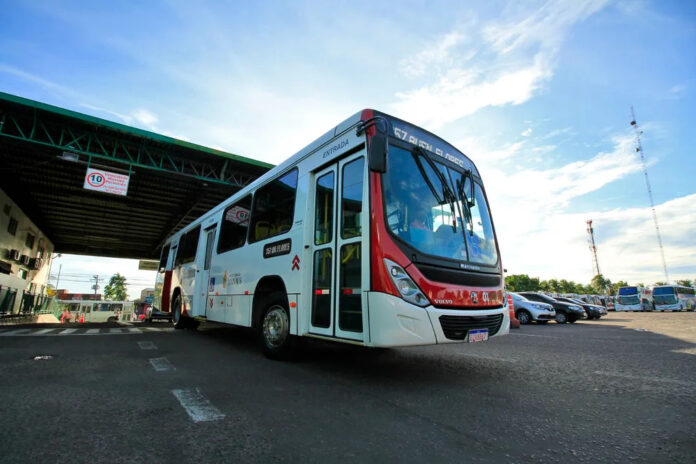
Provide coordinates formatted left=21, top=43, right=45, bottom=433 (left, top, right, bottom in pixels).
left=654, top=281, right=667, bottom=286
left=104, top=273, right=128, bottom=301
left=676, top=279, right=693, bottom=287
left=505, top=274, right=542, bottom=292
left=590, top=274, right=610, bottom=294
left=610, top=280, right=628, bottom=296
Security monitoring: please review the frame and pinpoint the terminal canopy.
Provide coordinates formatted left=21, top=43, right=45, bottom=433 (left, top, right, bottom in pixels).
left=0, top=92, right=272, bottom=259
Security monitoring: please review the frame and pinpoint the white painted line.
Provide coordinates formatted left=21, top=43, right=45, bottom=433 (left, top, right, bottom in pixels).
left=32, top=328, right=56, bottom=335
left=109, top=328, right=124, bottom=334
left=128, top=328, right=142, bottom=333
left=138, top=341, right=157, bottom=350
left=594, top=371, right=695, bottom=387
left=171, top=388, right=225, bottom=423
left=149, top=357, right=175, bottom=372
left=0, top=328, right=33, bottom=336
left=58, top=328, right=78, bottom=335
left=143, top=327, right=162, bottom=332
left=85, top=329, right=100, bottom=335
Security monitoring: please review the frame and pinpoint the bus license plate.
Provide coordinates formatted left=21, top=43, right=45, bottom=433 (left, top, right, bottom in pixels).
left=468, top=329, right=488, bottom=343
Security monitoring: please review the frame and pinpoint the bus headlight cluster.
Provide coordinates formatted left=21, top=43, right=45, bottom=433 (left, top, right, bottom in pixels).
left=384, top=259, right=429, bottom=307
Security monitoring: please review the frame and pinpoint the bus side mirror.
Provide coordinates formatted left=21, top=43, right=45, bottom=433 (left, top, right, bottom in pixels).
left=368, top=132, right=387, bottom=172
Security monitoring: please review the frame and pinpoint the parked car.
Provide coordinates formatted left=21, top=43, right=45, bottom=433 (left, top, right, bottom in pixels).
left=555, top=297, right=607, bottom=320
left=509, top=292, right=556, bottom=325
left=518, top=292, right=586, bottom=324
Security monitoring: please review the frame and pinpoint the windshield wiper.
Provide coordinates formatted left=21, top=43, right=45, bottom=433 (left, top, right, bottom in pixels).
left=410, top=150, right=443, bottom=205
left=455, top=172, right=474, bottom=236
left=413, top=148, right=459, bottom=233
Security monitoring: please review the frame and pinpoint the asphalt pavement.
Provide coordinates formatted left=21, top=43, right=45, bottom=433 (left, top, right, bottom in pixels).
left=0, top=315, right=694, bottom=463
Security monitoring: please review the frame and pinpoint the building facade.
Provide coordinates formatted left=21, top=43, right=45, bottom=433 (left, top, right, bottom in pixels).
left=0, top=188, right=54, bottom=314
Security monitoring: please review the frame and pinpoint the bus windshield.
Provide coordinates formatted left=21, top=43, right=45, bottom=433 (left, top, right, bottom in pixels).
left=653, top=286, right=677, bottom=305
left=382, top=144, right=498, bottom=265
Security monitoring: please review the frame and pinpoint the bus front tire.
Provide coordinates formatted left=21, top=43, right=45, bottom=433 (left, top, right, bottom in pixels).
left=259, top=293, right=297, bottom=360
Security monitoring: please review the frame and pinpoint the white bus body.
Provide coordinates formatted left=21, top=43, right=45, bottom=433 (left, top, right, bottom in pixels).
left=58, top=300, right=132, bottom=323
left=615, top=286, right=652, bottom=311
left=154, top=110, right=508, bottom=357
left=653, top=285, right=696, bottom=311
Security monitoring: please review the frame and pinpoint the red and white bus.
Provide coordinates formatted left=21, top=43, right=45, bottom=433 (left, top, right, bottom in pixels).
left=153, top=110, right=508, bottom=358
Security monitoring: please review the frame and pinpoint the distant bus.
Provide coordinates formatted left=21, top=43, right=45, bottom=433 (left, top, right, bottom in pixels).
left=652, top=285, right=696, bottom=311
left=57, top=300, right=132, bottom=323
left=615, top=286, right=652, bottom=311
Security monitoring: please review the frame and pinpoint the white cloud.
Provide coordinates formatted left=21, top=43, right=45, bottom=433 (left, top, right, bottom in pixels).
left=478, top=132, right=675, bottom=284
left=399, top=31, right=468, bottom=78
left=132, top=108, right=158, bottom=126
left=521, top=128, right=533, bottom=136
left=391, top=0, right=610, bottom=129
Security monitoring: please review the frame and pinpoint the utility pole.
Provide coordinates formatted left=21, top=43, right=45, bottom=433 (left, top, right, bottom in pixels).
left=55, top=263, right=62, bottom=291
left=630, top=107, right=669, bottom=283
left=586, top=219, right=601, bottom=277
left=92, top=275, right=100, bottom=296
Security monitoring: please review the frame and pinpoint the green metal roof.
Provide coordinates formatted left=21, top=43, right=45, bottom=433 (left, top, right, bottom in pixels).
left=0, top=91, right=273, bottom=170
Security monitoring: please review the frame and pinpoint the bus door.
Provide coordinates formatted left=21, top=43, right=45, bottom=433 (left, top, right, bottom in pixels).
left=193, top=225, right=217, bottom=317
left=309, top=153, right=366, bottom=341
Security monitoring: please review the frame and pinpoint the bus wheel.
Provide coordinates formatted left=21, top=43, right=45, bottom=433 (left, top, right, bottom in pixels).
left=172, top=295, right=186, bottom=329
left=259, top=293, right=296, bottom=360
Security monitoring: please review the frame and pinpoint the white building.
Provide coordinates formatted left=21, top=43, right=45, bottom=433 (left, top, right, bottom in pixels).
left=0, top=188, right=54, bottom=314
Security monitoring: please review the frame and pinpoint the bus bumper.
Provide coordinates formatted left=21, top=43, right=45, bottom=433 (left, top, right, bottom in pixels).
left=367, top=292, right=509, bottom=347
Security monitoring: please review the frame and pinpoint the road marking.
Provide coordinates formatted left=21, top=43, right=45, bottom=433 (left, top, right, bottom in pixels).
left=149, top=357, right=175, bottom=372
left=594, top=370, right=695, bottom=387
left=462, top=354, right=514, bottom=363
left=138, top=341, right=157, bottom=350
left=32, top=328, right=56, bottom=335
left=172, top=388, right=225, bottom=423
left=0, top=327, right=172, bottom=336
left=0, top=328, right=33, bottom=336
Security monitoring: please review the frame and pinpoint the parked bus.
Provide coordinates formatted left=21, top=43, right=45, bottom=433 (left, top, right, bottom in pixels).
left=57, top=300, right=132, bottom=323
left=153, top=110, right=508, bottom=358
left=652, top=285, right=696, bottom=311
left=615, top=286, right=652, bottom=311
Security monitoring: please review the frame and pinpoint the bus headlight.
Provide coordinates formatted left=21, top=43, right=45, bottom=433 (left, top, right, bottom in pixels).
left=384, top=259, right=430, bottom=307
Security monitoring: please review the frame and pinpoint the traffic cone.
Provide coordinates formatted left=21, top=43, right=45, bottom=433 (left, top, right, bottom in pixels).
left=508, top=293, right=520, bottom=329
left=79, top=313, right=85, bottom=324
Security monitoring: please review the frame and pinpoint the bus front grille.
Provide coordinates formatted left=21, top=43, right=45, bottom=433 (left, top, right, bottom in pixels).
left=438, top=314, right=504, bottom=341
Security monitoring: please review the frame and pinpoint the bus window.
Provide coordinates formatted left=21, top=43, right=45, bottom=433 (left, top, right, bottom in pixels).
left=341, top=158, right=364, bottom=239
left=175, top=226, right=201, bottom=266
left=218, top=195, right=252, bottom=253
left=314, top=172, right=334, bottom=245
left=158, top=244, right=171, bottom=272
left=249, top=169, right=298, bottom=243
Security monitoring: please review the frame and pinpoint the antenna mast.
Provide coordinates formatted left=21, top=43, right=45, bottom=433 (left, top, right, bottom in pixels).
left=586, top=219, right=601, bottom=277
left=630, top=107, right=669, bottom=283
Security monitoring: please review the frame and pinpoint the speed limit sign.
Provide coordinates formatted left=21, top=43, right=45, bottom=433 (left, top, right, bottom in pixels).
left=83, top=167, right=130, bottom=196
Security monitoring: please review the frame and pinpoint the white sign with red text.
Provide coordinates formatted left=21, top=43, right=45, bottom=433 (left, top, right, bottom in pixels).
left=83, top=167, right=130, bottom=196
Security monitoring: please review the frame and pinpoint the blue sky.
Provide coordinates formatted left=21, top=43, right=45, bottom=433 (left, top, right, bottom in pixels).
left=2, top=0, right=695, bottom=295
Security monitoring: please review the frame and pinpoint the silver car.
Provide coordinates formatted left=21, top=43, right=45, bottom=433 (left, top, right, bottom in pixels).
left=510, top=292, right=556, bottom=324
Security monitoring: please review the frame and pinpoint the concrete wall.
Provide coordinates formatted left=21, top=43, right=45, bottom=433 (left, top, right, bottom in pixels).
left=0, top=188, right=54, bottom=314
